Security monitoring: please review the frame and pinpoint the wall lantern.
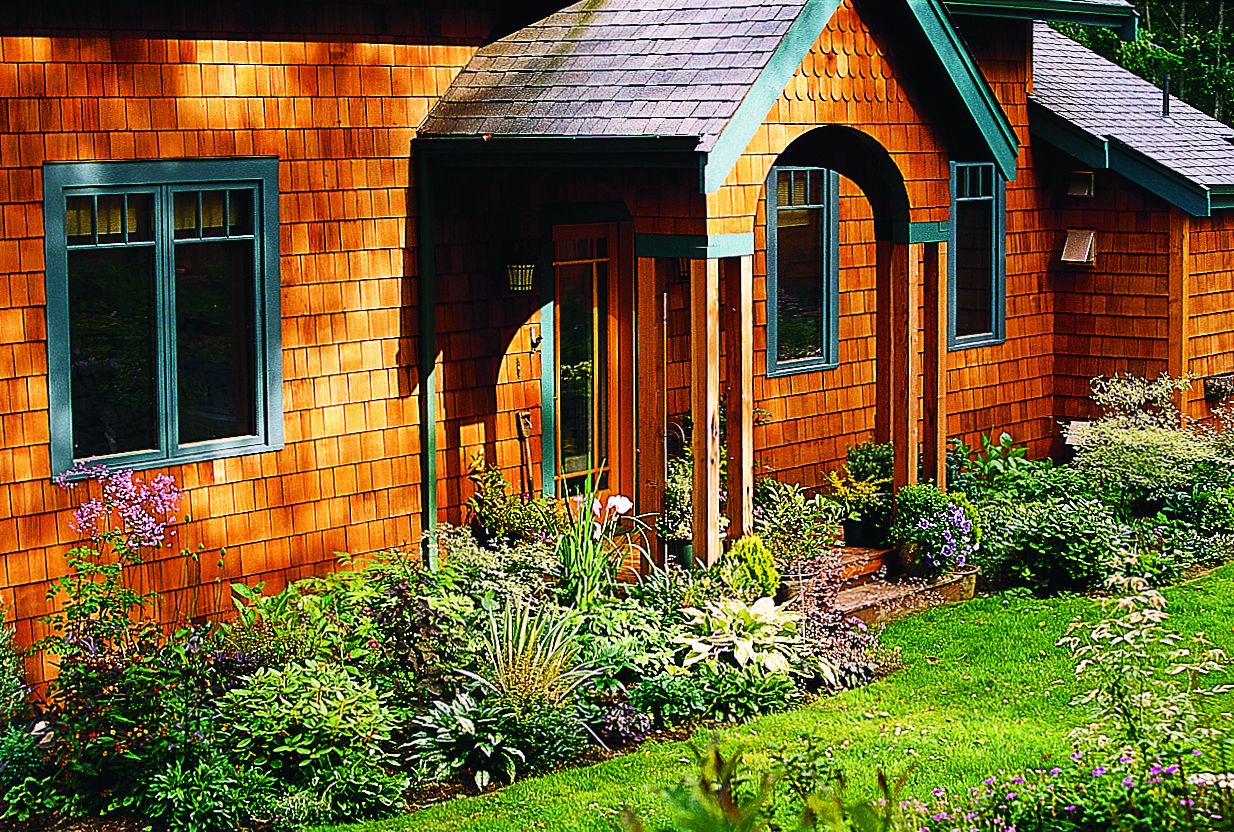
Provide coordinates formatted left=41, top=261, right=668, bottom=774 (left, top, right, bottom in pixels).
left=507, top=262, right=536, bottom=293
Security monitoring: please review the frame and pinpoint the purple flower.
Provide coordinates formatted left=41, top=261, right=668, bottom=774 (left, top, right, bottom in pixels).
left=1123, top=776, right=1135, bottom=787
left=1092, top=767, right=1107, bottom=777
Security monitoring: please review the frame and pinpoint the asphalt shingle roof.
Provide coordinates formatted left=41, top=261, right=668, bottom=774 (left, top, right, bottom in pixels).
left=1031, top=21, right=1234, bottom=189
left=418, top=0, right=810, bottom=149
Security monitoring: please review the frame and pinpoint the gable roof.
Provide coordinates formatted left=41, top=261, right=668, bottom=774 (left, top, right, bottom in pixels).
left=418, top=0, right=1019, bottom=192
left=1030, top=22, right=1234, bottom=216
left=947, top=0, right=1137, bottom=39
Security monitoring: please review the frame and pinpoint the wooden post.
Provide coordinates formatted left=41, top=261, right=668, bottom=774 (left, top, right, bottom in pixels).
left=691, top=258, right=723, bottom=566
left=921, top=242, right=948, bottom=487
left=722, top=255, right=754, bottom=538
left=1168, top=207, right=1193, bottom=417
left=874, top=240, right=893, bottom=445
left=891, top=242, right=918, bottom=489
left=636, top=256, right=667, bottom=563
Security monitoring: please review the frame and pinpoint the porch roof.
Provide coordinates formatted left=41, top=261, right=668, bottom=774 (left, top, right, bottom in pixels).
left=417, top=0, right=1020, bottom=190
left=1030, top=22, right=1234, bottom=216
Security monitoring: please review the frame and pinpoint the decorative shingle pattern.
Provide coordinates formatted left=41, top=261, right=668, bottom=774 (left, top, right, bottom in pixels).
left=419, top=0, right=811, bottom=150
left=1031, top=22, right=1234, bottom=188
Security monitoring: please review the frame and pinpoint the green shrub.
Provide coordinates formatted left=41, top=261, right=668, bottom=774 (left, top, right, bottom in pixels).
left=501, top=701, right=589, bottom=774
left=431, top=523, right=558, bottom=611
left=629, top=672, right=709, bottom=729
left=409, top=693, right=525, bottom=791
left=0, top=614, right=25, bottom=724
left=888, top=484, right=980, bottom=576
left=700, top=665, right=802, bottom=723
left=0, top=725, right=43, bottom=801
left=145, top=752, right=243, bottom=832
left=720, top=534, right=780, bottom=599
left=465, top=458, right=568, bottom=542
left=657, top=456, right=695, bottom=542
left=752, top=480, right=843, bottom=567
left=846, top=440, right=894, bottom=482
left=220, top=659, right=406, bottom=802
left=947, top=432, right=1045, bottom=497
left=577, top=598, right=680, bottom=691
left=675, top=597, right=805, bottom=677
left=977, top=497, right=1126, bottom=593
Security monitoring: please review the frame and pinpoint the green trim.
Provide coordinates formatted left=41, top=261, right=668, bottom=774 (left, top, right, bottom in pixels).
left=634, top=232, right=755, bottom=259
left=43, top=157, right=282, bottom=478
left=537, top=236, right=557, bottom=498
left=1028, top=101, right=1225, bottom=217
left=909, top=220, right=951, bottom=243
left=702, top=0, right=844, bottom=193
left=947, top=0, right=1138, bottom=39
left=948, top=161, right=1007, bottom=350
left=414, top=153, right=439, bottom=568
left=908, top=0, right=1020, bottom=182
left=545, top=202, right=631, bottom=226
left=765, top=166, right=841, bottom=377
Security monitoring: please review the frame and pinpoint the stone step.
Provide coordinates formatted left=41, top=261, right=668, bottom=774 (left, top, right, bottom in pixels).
left=837, top=546, right=895, bottom=589
left=835, top=569, right=978, bottom=626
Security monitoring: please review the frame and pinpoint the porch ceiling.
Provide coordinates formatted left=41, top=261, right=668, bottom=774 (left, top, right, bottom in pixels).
left=417, top=0, right=1019, bottom=189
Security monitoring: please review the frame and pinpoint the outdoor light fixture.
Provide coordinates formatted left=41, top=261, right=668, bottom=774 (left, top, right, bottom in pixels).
left=507, top=262, right=536, bottom=293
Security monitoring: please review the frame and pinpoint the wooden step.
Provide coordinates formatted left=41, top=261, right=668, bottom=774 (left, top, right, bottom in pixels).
left=837, top=546, right=894, bottom=589
left=835, top=570, right=977, bottom=626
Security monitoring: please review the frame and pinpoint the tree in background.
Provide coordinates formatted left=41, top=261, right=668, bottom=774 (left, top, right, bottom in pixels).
left=1059, top=0, right=1234, bottom=124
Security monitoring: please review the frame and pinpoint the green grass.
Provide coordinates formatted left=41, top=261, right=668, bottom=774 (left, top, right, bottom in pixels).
left=325, top=566, right=1234, bottom=832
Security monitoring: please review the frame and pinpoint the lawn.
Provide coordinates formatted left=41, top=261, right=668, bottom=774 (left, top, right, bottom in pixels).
left=326, top=565, right=1234, bottom=832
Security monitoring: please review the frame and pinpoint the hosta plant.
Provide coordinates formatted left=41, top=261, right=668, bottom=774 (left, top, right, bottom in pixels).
left=409, top=693, right=524, bottom=791
left=676, top=596, right=802, bottom=676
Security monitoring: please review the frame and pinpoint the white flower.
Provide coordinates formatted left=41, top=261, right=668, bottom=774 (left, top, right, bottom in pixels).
left=606, top=494, right=634, bottom=515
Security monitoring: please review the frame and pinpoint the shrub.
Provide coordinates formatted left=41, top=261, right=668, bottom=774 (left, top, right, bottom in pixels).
left=431, top=523, right=558, bottom=611
left=501, top=701, right=589, bottom=773
left=465, top=457, right=568, bottom=543
left=657, top=456, right=694, bottom=542
left=145, top=751, right=243, bottom=832
left=977, top=497, right=1125, bottom=592
left=576, top=598, right=680, bottom=691
left=888, top=484, right=979, bottom=576
left=409, top=693, right=524, bottom=791
left=629, top=672, right=709, bottom=729
left=583, top=702, right=652, bottom=749
left=0, top=612, right=25, bottom=724
left=0, top=725, right=43, bottom=802
left=720, top=534, right=780, bottom=600
left=846, top=440, right=894, bottom=482
left=752, top=479, right=842, bottom=567
left=699, top=665, right=802, bottom=723
left=947, top=432, right=1046, bottom=497
left=463, top=601, right=599, bottom=709
left=219, top=659, right=406, bottom=806
left=676, top=596, right=804, bottom=676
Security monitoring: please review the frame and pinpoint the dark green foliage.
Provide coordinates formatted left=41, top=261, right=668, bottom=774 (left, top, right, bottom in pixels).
left=845, top=441, right=893, bottom=483
left=700, top=666, right=802, bottom=724
left=465, top=458, right=567, bottom=543
left=752, top=480, right=843, bottom=567
left=0, top=725, right=43, bottom=800
left=977, top=497, right=1125, bottom=592
left=630, top=672, right=709, bottom=729
left=500, top=701, right=589, bottom=774
left=409, top=693, right=525, bottom=792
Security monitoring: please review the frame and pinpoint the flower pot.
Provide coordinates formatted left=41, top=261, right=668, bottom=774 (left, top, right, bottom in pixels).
left=895, top=542, right=939, bottom=580
left=955, top=564, right=979, bottom=599
left=842, top=516, right=886, bottom=548
left=666, top=539, right=694, bottom=569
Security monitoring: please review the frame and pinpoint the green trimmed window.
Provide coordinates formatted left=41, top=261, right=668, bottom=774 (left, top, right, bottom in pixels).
left=44, top=158, right=282, bottom=475
left=765, top=165, right=840, bottom=376
left=949, top=161, right=1006, bottom=349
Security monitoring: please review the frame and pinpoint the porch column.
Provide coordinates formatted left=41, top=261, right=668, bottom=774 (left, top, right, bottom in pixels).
left=691, top=257, right=723, bottom=566
left=875, top=240, right=918, bottom=489
left=921, top=241, right=948, bottom=487
left=1168, top=207, right=1194, bottom=418
left=636, top=256, right=667, bottom=563
left=722, top=255, right=755, bottom=538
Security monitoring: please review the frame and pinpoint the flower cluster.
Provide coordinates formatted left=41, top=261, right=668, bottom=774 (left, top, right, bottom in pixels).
left=56, top=462, right=183, bottom=551
left=915, top=501, right=975, bottom=571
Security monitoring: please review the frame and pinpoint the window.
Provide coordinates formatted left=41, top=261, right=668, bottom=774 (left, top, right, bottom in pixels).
left=949, top=161, right=1006, bottom=349
left=765, top=166, right=840, bottom=376
left=44, top=158, right=282, bottom=475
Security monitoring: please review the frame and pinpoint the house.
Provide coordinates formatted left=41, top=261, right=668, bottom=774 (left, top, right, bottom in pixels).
left=3, top=0, right=1233, bottom=675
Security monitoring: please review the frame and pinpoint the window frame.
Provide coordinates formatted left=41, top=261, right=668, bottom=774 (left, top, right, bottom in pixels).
left=948, top=160, right=1007, bottom=351
left=765, top=164, right=841, bottom=378
left=44, top=157, right=282, bottom=476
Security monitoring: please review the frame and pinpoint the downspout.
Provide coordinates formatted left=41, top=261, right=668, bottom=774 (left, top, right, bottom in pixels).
left=415, top=150, right=440, bottom=569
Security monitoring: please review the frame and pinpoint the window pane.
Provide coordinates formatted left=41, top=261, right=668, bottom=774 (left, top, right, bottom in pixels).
left=201, top=191, right=227, bottom=238
left=126, top=194, right=154, bottom=242
left=954, top=199, right=994, bottom=338
left=68, top=248, right=159, bottom=458
left=776, top=205, right=825, bottom=362
left=97, top=194, right=125, bottom=244
left=228, top=190, right=253, bottom=236
left=556, top=258, right=607, bottom=492
left=175, top=241, right=257, bottom=443
left=65, top=196, right=93, bottom=245
left=174, top=191, right=199, bottom=239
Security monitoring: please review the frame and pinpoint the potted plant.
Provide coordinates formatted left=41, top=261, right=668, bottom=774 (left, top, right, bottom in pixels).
left=887, top=483, right=981, bottom=580
left=657, top=456, right=695, bottom=567
left=826, top=466, right=892, bottom=547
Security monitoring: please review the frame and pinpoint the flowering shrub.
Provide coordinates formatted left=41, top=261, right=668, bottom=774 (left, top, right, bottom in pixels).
left=889, top=484, right=980, bottom=576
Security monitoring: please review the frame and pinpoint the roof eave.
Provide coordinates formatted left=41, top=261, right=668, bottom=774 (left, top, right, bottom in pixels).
left=948, top=0, right=1139, bottom=40
left=413, top=134, right=704, bottom=169
left=1028, top=99, right=1217, bottom=216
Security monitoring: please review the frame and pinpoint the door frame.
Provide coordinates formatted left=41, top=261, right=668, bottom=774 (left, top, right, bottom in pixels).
left=538, top=220, right=635, bottom=501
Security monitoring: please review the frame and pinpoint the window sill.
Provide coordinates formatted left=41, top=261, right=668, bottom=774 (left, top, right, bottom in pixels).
left=948, top=334, right=1006, bottom=352
left=766, top=358, right=840, bottom=378
left=53, top=436, right=283, bottom=479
